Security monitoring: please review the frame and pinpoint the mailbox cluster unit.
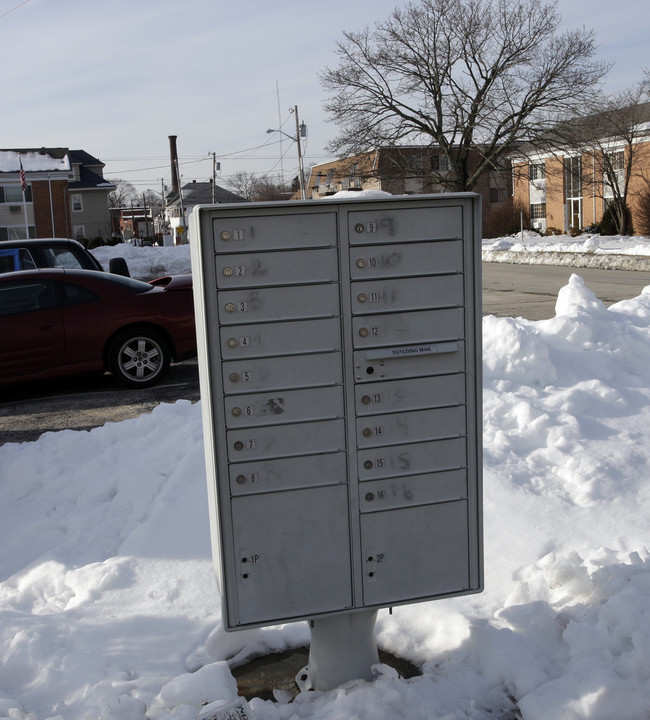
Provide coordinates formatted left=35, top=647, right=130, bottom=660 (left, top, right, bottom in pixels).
left=190, top=194, right=483, bottom=630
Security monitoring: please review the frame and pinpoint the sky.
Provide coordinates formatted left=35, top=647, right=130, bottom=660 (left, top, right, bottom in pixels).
left=1, top=0, right=648, bottom=196
left=3, top=227, right=650, bottom=718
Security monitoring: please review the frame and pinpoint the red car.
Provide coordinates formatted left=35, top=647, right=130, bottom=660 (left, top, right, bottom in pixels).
left=0, top=268, right=196, bottom=388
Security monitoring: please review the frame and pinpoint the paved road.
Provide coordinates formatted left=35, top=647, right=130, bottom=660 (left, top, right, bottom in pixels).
left=482, top=263, right=650, bottom=320
left=3, top=263, right=650, bottom=445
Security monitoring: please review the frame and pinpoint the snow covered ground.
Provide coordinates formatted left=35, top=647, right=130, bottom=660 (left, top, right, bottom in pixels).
left=2, top=230, right=650, bottom=719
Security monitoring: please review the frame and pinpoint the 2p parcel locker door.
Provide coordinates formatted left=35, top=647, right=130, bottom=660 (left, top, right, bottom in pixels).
left=190, top=194, right=483, bottom=630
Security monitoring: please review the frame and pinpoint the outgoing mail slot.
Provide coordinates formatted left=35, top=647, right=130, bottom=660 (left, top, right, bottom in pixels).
left=218, top=284, right=339, bottom=325
left=355, top=374, right=466, bottom=415
left=351, top=274, right=463, bottom=314
left=227, top=418, right=346, bottom=462
left=225, top=386, right=344, bottom=428
left=353, top=308, right=464, bottom=348
left=354, top=341, right=465, bottom=383
left=349, top=206, right=463, bottom=245
left=355, top=405, right=465, bottom=448
left=229, top=452, right=348, bottom=495
left=223, top=352, right=343, bottom=393
left=220, top=318, right=341, bottom=359
left=360, top=500, right=470, bottom=606
left=213, top=212, right=337, bottom=252
left=350, top=240, right=463, bottom=279
left=216, top=248, right=339, bottom=288
left=359, top=469, right=468, bottom=512
left=357, top=436, right=466, bottom=480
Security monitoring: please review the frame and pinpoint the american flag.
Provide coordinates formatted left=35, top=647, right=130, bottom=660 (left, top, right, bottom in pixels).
left=19, top=156, right=27, bottom=192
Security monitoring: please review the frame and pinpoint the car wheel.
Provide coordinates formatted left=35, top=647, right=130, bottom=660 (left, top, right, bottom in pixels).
left=108, top=328, right=171, bottom=388
left=109, top=257, right=130, bottom=277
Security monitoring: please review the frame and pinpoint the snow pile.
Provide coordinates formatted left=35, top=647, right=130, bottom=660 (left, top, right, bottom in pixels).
left=3, top=258, right=650, bottom=716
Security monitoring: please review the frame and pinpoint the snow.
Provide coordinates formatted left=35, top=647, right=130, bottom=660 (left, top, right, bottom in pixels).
left=0, top=151, right=71, bottom=173
left=3, top=225, right=650, bottom=718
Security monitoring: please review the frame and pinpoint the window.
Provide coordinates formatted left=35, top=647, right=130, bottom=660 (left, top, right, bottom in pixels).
left=73, top=225, right=86, bottom=240
left=431, top=155, right=450, bottom=172
left=530, top=203, right=546, bottom=220
left=0, top=226, right=36, bottom=241
left=530, top=163, right=546, bottom=181
left=0, top=279, right=58, bottom=317
left=564, top=157, right=582, bottom=199
left=490, top=187, right=508, bottom=203
left=607, top=150, right=625, bottom=171
left=61, top=282, right=99, bottom=306
left=71, top=194, right=83, bottom=212
left=0, top=186, right=32, bottom=203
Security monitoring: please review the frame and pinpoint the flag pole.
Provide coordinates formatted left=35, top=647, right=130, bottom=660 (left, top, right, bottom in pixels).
left=19, top=155, right=29, bottom=239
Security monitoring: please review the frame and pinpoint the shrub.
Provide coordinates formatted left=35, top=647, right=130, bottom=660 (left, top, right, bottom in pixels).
left=635, top=189, right=650, bottom=236
left=598, top=201, right=634, bottom=236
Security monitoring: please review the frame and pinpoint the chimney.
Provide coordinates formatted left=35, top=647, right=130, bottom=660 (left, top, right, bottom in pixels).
left=169, top=135, right=179, bottom=194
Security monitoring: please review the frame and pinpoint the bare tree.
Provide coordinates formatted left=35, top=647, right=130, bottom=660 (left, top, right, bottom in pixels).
left=225, top=171, right=257, bottom=201
left=320, top=0, right=609, bottom=192
left=108, top=179, right=137, bottom=208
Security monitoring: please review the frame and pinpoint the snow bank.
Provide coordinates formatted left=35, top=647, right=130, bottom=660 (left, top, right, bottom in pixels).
left=2, top=252, right=650, bottom=718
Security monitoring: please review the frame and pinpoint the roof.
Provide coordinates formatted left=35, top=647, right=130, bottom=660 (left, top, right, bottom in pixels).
left=167, top=181, right=247, bottom=206
left=0, top=148, right=70, bottom=173
left=68, top=150, right=105, bottom=169
left=68, top=164, right=115, bottom=191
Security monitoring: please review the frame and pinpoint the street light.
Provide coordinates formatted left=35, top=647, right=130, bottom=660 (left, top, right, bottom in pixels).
left=266, top=105, right=307, bottom=200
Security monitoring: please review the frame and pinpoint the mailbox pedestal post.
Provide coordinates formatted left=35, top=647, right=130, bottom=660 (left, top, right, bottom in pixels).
left=306, top=610, right=379, bottom=691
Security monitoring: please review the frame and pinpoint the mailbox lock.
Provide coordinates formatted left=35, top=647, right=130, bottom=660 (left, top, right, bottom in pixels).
left=227, top=338, right=238, bottom=348
left=233, top=441, right=244, bottom=451
left=362, top=427, right=372, bottom=437
left=229, top=372, right=240, bottom=383
left=223, top=267, right=234, bottom=277
left=232, top=407, right=242, bottom=417
left=236, top=475, right=246, bottom=484
left=359, top=327, right=369, bottom=337
left=361, top=395, right=371, bottom=405
left=365, top=492, right=374, bottom=502
left=225, top=303, right=236, bottom=313
left=358, top=293, right=367, bottom=303
left=356, top=258, right=366, bottom=269
left=364, top=460, right=373, bottom=470
left=355, top=223, right=365, bottom=233
left=220, top=230, right=232, bottom=241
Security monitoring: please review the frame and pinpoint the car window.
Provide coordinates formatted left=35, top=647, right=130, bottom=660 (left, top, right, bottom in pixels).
left=0, top=248, right=37, bottom=273
left=0, top=279, right=58, bottom=317
left=50, top=248, right=85, bottom=270
left=60, top=281, right=100, bottom=306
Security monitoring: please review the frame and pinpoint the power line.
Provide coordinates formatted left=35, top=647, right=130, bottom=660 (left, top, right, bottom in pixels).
left=0, top=0, right=33, bottom=20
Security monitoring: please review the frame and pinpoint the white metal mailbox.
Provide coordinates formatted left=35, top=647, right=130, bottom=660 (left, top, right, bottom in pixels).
left=190, top=193, right=483, bottom=631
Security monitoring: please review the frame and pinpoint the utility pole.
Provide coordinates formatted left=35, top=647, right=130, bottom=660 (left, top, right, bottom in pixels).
left=209, top=152, right=219, bottom=203
left=294, top=105, right=306, bottom=200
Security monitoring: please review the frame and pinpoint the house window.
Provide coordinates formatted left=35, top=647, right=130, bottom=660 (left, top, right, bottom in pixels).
left=71, top=194, right=83, bottom=212
left=490, top=187, right=508, bottom=203
left=1, top=186, right=32, bottom=203
left=607, top=150, right=625, bottom=171
left=73, top=225, right=86, bottom=240
left=530, top=203, right=546, bottom=220
left=530, top=163, right=546, bottom=181
left=431, top=155, right=450, bottom=172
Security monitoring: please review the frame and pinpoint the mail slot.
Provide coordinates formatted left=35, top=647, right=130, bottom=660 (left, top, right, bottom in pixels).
left=218, top=283, right=340, bottom=324
left=355, top=405, right=465, bottom=447
left=225, top=386, right=344, bottom=428
left=355, top=373, right=465, bottom=414
left=359, top=469, right=468, bottom=512
left=227, top=418, right=346, bottom=462
left=360, top=500, right=470, bottom=605
left=351, top=274, right=463, bottom=314
left=230, top=485, right=352, bottom=626
left=350, top=240, right=463, bottom=279
left=216, top=248, right=339, bottom=288
left=229, top=452, right=348, bottom=495
left=223, top=352, right=343, bottom=393
left=220, top=318, right=341, bottom=359
left=354, top=342, right=465, bottom=383
left=352, top=308, right=464, bottom=348
left=213, top=212, right=337, bottom=252
left=349, top=206, right=463, bottom=245
left=357, top=436, right=467, bottom=480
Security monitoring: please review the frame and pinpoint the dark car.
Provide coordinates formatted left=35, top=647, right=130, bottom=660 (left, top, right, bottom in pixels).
left=0, top=238, right=130, bottom=276
left=0, top=268, right=195, bottom=388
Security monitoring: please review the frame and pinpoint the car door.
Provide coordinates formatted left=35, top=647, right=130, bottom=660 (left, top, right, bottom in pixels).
left=0, top=278, right=64, bottom=379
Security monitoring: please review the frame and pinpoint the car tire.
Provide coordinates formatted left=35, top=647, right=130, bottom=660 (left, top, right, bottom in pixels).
left=107, top=328, right=171, bottom=388
left=109, top=257, right=130, bottom=277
